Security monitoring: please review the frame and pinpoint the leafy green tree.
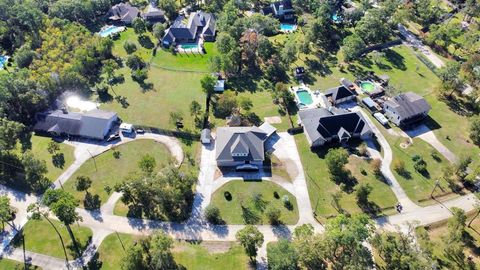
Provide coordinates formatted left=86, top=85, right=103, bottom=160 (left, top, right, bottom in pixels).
left=355, top=183, right=372, bottom=207
left=305, top=5, right=335, bottom=49
left=216, top=33, right=237, bottom=55
left=132, top=18, right=147, bottom=35
left=131, top=68, right=148, bottom=84
left=213, top=91, right=238, bottom=118
left=257, top=37, right=275, bottom=63
left=200, top=74, right=217, bottom=96
left=267, top=239, right=299, bottom=270
left=235, top=225, right=264, bottom=260
left=0, top=118, right=24, bottom=150
left=0, top=195, right=14, bottom=231
left=342, top=34, right=366, bottom=62
left=354, top=9, right=391, bottom=45
left=281, top=39, right=298, bottom=64
left=325, top=148, right=349, bottom=181
left=22, top=151, right=51, bottom=193
left=411, top=0, right=441, bottom=27
left=169, top=111, right=184, bottom=128
left=238, top=97, right=253, bottom=112
left=126, top=55, right=145, bottom=70
left=152, top=23, right=166, bottom=41
left=42, top=189, right=83, bottom=256
left=189, top=100, right=202, bottom=121
left=75, top=176, right=92, bottom=193
left=158, top=0, right=177, bottom=21
left=47, top=141, right=60, bottom=154
left=123, top=41, right=137, bottom=54
left=204, top=205, right=222, bottom=224
left=138, top=154, right=156, bottom=174
left=265, top=205, right=281, bottom=224
left=14, top=45, right=35, bottom=69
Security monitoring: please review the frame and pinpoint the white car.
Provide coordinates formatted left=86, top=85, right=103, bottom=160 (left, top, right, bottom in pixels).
left=374, top=112, right=389, bottom=125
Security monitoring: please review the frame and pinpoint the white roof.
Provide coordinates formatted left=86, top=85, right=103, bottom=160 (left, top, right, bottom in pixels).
left=259, top=122, right=277, bottom=137
left=120, top=123, right=133, bottom=129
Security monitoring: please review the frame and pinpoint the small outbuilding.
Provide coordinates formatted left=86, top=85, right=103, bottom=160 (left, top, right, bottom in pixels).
left=120, top=123, right=133, bottom=133
left=214, top=79, right=225, bottom=92
left=201, top=128, right=212, bottom=144
left=294, top=67, right=306, bottom=79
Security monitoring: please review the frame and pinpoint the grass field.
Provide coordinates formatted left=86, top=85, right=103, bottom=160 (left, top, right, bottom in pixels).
left=97, top=233, right=251, bottom=270
left=112, top=28, right=155, bottom=61
left=151, top=42, right=219, bottom=72
left=416, top=210, right=480, bottom=267
left=63, top=139, right=172, bottom=208
left=210, top=180, right=299, bottom=225
left=15, top=219, right=92, bottom=260
left=19, top=135, right=74, bottom=182
left=295, top=135, right=398, bottom=222
left=0, top=258, right=41, bottom=270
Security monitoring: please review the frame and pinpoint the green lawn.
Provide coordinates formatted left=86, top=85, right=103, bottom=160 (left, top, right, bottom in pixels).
left=19, top=135, right=75, bottom=182
left=0, top=258, right=41, bottom=270
left=151, top=42, right=218, bottom=72
left=295, top=135, right=398, bottom=222
left=112, top=28, right=155, bottom=61
left=97, top=233, right=251, bottom=270
left=14, top=219, right=92, bottom=260
left=63, top=139, right=172, bottom=208
left=210, top=180, right=299, bottom=225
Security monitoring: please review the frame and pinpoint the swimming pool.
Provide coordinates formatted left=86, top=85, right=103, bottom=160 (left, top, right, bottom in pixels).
left=98, top=25, right=124, bottom=37
left=180, top=44, right=199, bottom=49
left=0, top=55, right=8, bottom=69
left=296, top=89, right=313, bottom=106
left=360, top=81, right=376, bottom=93
left=332, top=13, right=342, bottom=23
left=280, top=23, right=296, bottom=32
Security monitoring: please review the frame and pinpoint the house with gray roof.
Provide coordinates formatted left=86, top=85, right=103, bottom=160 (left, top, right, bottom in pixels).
left=215, top=126, right=272, bottom=169
left=324, top=85, right=356, bottom=105
left=162, top=11, right=216, bottom=47
left=107, top=2, right=139, bottom=25
left=142, top=4, right=165, bottom=23
left=34, top=109, right=118, bottom=140
left=261, top=0, right=294, bottom=20
left=383, top=92, right=431, bottom=127
left=299, top=108, right=372, bottom=148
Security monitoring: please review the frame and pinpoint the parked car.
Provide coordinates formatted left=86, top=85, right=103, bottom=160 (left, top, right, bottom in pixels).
left=107, top=132, right=120, bottom=142
left=136, top=128, right=145, bottom=134
left=373, top=112, right=389, bottom=125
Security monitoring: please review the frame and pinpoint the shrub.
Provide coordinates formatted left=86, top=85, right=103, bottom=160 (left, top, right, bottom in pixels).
left=224, top=191, right=232, bottom=201
left=273, top=191, right=280, bottom=199
left=412, top=155, right=421, bottom=162
left=414, top=159, right=428, bottom=174
left=371, top=159, right=382, bottom=176
left=358, top=142, right=368, bottom=156
left=282, top=195, right=292, bottom=209
left=393, top=159, right=406, bottom=174
left=123, top=41, right=137, bottom=54
left=204, top=205, right=222, bottom=224
left=265, top=205, right=281, bottom=224
left=113, top=150, right=121, bottom=159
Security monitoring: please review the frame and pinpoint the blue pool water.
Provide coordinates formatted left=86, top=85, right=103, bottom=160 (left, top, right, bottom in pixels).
left=0, top=56, right=8, bottom=69
left=332, top=13, right=342, bottom=22
left=98, top=26, right=123, bottom=37
left=180, top=44, right=199, bottom=49
left=296, top=90, right=313, bottom=105
left=280, top=23, right=296, bottom=31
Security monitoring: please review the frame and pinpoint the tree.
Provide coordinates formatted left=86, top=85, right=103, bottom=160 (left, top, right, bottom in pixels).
left=14, top=45, right=35, bottom=69
left=189, top=100, right=202, bottom=120
left=132, top=18, right=147, bottom=35
left=257, top=37, right=275, bottom=63
left=323, top=214, right=374, bottom=269
left=468, top=193, right=480, bottom=227
left=47, top=141, right=60, bottom=154
left=200, top=74, right=217, bottom=96
left=355, top=183, right=372, bottom=207
left=75, top=176, right=92, bottom=193
left=138, top=154, right=156, bottom=174
left=204, top=205, right=222, bottom=224
left=22, top=151, right=51, bottom=193
left=42, top=189, right=83, bottom=256
left=216, top=33, right=237, bottom=55
left=169, top=111, right=184, bottom=128
left=470, top=117, right=480, bottom=146
left=126, top=54, right=145, bottom=70
left=0, top=195, right=14, bottom=231
left=293, top=231, right=327, bottom=270
left=371, top=159, right=382, bottom=176
left=102, top=59, right=119, bottom=84
left=123, top=41, right=137, bottom=54
left=325, top=148, right=349, bottom=181
left=354, top=9, right=391, bottom=45
left=131, top=68, right=148, bottom=84
left=372, top=229, right=432, bottom=269
left=152, top=23, right=166, bottom=41
left=0, top=118, right=25, bottom=150
left=438, top=61, right=462, bottom=97
left=342, top=34, right=366, bottom=62
left=158, top=0, right=177, bottom=21
left=213, top=91, right=238, bottom=118
left=281, top=39, right=298, bottom=64
left=267, top=239, right=298, bottom=270
left=392, top=159, right=406, bottom=175
left=265, top=205, right=281, bottom=224
left=238, top=97, right=253, bottom=112
left=235, top=225, right=264, bottom=260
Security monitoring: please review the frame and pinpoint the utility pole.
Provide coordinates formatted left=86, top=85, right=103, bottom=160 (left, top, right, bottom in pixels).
left=430, top=180, right=440, bottom=198
left=87, top=149, right=97, bottom=172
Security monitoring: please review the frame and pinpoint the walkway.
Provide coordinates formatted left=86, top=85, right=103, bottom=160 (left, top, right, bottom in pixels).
left=405, top=124, right=458, bottom=163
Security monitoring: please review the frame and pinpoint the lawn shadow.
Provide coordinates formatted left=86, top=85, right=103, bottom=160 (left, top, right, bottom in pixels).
left=384, top=49, right=406, bottom=70
left=138, top=35, right=154, bottom=49
left=423, top=116, right=442, bottom=131
left=271, top=224, right=292, bottom=240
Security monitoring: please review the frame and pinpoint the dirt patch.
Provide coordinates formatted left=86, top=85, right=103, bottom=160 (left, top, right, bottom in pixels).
left=264, top=116, right=282, bottom=124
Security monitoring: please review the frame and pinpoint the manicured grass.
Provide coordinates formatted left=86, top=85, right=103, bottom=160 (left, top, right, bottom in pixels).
left=210, top=180, right=299, bottom=225
left=151, top=42, right=219, bottom=72
left=99, top=66, right=205, bottom=130
left=63, top=140, right=172, bottom=208
left=294, top=134, right=398, bottom=221
left=112, top=28, right=154, bottom=61
left=0, top=258, right=41, bottom=270
left=15, top=219, right=92, bottom=260
left=416, top=210, right=480, bottom=267
left=19, top=135, right=74, bottom=182
left=97, top=233, right=251, bottom=270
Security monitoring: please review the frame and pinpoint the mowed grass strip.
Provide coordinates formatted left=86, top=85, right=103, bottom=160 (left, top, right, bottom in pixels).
left=98, top=233, right=251, bottom=270
left=0, top=258, right=41, bottom=270
left=210, top=180, right=299, bottom=225
left=15, top=219, right=92, bottom=260
left=295, top=134, right=398, bottom=221
left=63, top=139, right=172, bottom=208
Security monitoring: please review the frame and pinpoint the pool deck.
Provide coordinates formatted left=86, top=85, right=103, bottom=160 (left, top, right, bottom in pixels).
left=291, top=85, right=322, bottom=110
left=177, top=40, right=204, bottom=54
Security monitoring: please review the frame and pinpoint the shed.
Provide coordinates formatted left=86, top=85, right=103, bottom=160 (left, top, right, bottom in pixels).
left=120, top=123, right=133, bottom=133
left=214, top=79, right=225, bottom=92
left=201, top=129, right=211, bottom=144
left=362, top=97, right=381, bottom=112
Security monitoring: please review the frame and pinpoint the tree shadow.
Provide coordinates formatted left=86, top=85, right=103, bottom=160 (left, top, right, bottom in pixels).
left=86, top=251, right=103, bottom=270
left=384, top=49, right=406, bottom=70
left=140, top=82, right=154, bottom=92
left=114, top=95, right=129, bottom=108
left=241, top=204, right=260, bottom=224
left=138, top=35, right=154, bottom=49
left=358, top=200, right=383, bottom=218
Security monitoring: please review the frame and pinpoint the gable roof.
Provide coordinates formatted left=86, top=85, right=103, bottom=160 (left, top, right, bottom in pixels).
left=299, top=108, right=371, bottom=145
left=163, top=11, right=216, bottom=43
left=216, top=127, right=267, bottom=162
left=142, top=4, right=165, bottom=20
left=34, top=109, right=117, bottom=139
left=384, top=92, right=431, bottom=119
left=324, top=85, right=356, bottom=102
left=109, top=3, right=139, bottom=22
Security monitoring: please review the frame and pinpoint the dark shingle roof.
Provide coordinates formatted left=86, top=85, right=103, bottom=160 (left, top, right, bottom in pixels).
left=109, top=3, right=139, bottom=23
left=163, top=11, right=215, bottom=43
left=34, top=110, right=117, bottom=139
left=384, top=92, right=431, bottom=119
left=299, top=108, right=371, bottom=145
left=215, top=127, right=267, bottom=163
left=324, top=85, right=356, bottom=102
